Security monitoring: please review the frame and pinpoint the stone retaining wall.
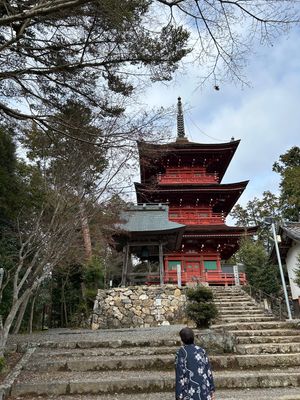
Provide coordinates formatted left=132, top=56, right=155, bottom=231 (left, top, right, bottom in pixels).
left=92, top=285, right=189, bottom=329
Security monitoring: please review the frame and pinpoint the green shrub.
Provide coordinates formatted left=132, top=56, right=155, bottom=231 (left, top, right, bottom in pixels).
left=186, top=286, right=218, bottom=328
left=186, top=286, right=214, bottom=302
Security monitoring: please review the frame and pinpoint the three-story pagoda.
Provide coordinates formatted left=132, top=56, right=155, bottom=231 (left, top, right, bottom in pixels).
left=133, top=98, right=255, bottom=285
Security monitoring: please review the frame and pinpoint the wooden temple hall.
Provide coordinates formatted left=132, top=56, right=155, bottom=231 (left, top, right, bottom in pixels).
left=117, top=98, right=256, bottom=286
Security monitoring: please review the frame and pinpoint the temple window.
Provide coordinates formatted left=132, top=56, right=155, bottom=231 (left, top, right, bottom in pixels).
left=168, top=261, right=180, bottom=271
left=204, top=260, right=217, bottom=270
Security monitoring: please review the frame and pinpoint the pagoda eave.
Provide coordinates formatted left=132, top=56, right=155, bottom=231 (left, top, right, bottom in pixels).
left=184, top=225, right=258, bottom=235
left=137, top=139, right=240, bottom=152
left=135, top=182, right=248, bottom=214
left=137, top=139, right=240, bottom=183
left=135, top=181, right=249, bottom=192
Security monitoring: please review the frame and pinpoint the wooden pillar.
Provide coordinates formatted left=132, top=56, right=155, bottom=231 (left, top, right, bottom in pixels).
left=121, top=244, right=129, bottom=287
left=159, top=242, right=164, bottom=286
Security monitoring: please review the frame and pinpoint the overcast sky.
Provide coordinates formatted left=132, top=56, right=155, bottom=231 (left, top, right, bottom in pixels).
left=141, top=26, right=300, bottom=212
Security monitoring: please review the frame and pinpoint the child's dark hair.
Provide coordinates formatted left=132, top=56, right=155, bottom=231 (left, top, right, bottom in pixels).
left=179, top=327, right=194, bottom=345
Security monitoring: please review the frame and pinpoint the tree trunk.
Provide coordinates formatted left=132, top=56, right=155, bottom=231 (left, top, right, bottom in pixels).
left=0, top=289, right=30, bottom=357
left=79, top=202, right=92, bottom=261
left=61, top=278, right=68, bottom=327
left=28, top=294, right=37, bottom=334
left=13, top=293, right=30, bottom=334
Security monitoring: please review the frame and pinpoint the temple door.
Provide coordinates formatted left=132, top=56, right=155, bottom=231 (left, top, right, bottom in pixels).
left=185, top=261, right=201, bottom=282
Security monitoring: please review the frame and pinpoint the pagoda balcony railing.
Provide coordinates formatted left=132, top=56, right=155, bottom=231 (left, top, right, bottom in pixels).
left=169, top=213, right=225, bottom=225
left=158, top=174, right=218, bottom=185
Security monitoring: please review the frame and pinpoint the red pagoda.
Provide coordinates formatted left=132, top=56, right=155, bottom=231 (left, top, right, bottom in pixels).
left=133, top=98, right=256, bottom=286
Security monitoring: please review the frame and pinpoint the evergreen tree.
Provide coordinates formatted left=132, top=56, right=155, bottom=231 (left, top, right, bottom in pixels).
left=231, top=238, right=280, bottom=295
left=273, top=146, right=300, bottom=221
left=230, top=191, right=281, bottom=250
left=0, top=0, right=298, bottom=130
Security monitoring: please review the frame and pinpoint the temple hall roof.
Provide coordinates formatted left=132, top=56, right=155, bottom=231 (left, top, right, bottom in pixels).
left=281, top=222, right=300, bottom=242
left=118, top=204, right=185, bottom=233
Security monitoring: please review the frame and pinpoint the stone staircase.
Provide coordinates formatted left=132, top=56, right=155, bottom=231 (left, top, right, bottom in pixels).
left=5, top=286, right=300, bottom=400
left=211, top=286, right=300, bottom=393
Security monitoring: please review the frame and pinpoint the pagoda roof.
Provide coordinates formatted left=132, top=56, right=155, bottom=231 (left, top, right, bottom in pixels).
left=183, top=224, right=258, bottom=236
left=135, top=181, right=248, bottom=214
left=137, top=139, right=240, bottom=183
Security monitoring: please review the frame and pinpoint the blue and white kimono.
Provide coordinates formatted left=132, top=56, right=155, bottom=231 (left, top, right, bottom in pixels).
left=175, top=344, right=215, bottom=400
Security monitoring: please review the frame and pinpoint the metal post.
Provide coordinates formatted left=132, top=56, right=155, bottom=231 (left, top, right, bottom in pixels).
left=177, top=264, right=182, bottom=288
left=271, top=222, right=292, bottom=320
left=121, top=244, right=129, bottom=287
left=159, top=243, right=164, bottom=286
left=233, top=265, right=240, bottom=286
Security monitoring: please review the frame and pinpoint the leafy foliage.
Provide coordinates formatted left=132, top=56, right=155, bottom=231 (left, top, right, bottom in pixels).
left=273, top=146, right=300, bottom=221
left=230, top=191, right=281, bottom=249
left=231, top=238, right=280, bottom=295
left=22, top=100, right=108, bottom=194
left=186, top=286, right=218, bottom=328
left=83, top=256, right=104, bottom=304
left=0, top=0, right=190, bottom=125
left=0, top=0, right=298, bottom=129
left=50, top=256, right=105, bottom=328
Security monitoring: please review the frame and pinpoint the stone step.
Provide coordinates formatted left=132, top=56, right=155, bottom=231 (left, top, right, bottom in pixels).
left=8, top=387, right=300, bottom=400
left=36, top=338, right=181, bottom=350
left=231, top=329, right=300, bottom=337
left=214, top=302, right=257, bottom=308
left=216, top=304, right=261, bottom=309
left=26, top=354, right=174, bottom=372
left=236, top=335, right=300, bottom=344
left=213, top=321, right=293, bottom=330
left=26, top=352, right=300, bottom=373
left=236, top=342, right=300, bottom=355
left=218, top=316, right=276, bottom=323
left=211, top=353, right=300, bottom=369
left=214, top=302, right=257, bottom=307
left=216, top=309, right=266, bottom=315
left=213, top=291, right=249, bottom=295
left=10, top=368, right=300, bottom=397
left=213, top=296, right=252, bottom=301
left=30, top=346, right=177, bottom=360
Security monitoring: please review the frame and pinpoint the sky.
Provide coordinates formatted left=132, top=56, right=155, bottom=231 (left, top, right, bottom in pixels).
left=141, top=26, right=300, bottom=212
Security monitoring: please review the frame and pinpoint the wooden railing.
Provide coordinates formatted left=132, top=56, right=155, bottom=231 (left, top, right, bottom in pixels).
left=164, top=270, right=247, bottom=286
left=203, top=271, right=247, bottom=286
left=158, top=174, right=218, bottom=185
left=169, top=213, right=225, bottom=225
left=126, top=270, right=247, bottom=286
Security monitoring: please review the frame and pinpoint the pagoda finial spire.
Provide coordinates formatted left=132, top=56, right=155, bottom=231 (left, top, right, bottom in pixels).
left=177, top=97, right=185, bottom=138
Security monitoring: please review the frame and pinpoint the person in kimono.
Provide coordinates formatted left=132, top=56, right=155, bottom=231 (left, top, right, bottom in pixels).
left=175, top=327, right=215, bottom=400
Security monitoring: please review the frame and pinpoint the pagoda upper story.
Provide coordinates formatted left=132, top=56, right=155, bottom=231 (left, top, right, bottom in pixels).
left=138, top=139, right=240, bottom=186
left=135, top=98, right=247, bottom=228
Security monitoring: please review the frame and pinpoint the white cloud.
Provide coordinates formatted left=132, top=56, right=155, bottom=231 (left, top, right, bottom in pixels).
left=142, top=26, right=300, bottom=209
